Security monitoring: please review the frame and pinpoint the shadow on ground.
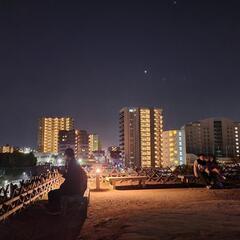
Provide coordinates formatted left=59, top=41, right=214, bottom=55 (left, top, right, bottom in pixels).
left=0, top=200, right=86, bottom=240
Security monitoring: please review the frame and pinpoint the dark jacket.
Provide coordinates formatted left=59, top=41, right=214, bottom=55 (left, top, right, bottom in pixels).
left=60, top=159, right=87, bottom=196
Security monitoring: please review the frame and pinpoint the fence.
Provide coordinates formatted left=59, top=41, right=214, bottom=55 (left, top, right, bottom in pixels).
left=87, top=164, right=240, bottom=186
left=87, top=167, right=181, bottom=185
left=0, top=170, right=63, bottom=222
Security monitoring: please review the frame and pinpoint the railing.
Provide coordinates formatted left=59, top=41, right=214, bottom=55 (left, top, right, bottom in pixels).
left=0, top=170, right=63, bottom=222
left=87, top=164, right=240, bottom=186
left=222, top=163, right=240, bottom=181
left=87, top=167, right=180, bottom=184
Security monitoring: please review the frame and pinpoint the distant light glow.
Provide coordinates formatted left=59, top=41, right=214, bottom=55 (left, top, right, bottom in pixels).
left=57, top=158, right=64, bottom=166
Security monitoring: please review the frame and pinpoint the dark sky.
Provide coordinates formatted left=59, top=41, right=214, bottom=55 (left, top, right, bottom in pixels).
left=1, top=0, right=240, bottom=148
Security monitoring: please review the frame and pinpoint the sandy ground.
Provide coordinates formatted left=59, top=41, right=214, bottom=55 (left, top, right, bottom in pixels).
left=79, top=188, right=240, bottom=240
left=0, top=187, right=240, bottom=240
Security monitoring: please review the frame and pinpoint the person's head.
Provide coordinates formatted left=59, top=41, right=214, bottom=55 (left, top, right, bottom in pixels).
left=64, top=148, right=75, bottom=163
left=198, top=154, right=205, bottom=161
left=208, top=154, right=216, bottom=162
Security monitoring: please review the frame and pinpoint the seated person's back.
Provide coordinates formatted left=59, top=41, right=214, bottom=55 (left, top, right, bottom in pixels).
left=60, top=160, right=87, bottom=196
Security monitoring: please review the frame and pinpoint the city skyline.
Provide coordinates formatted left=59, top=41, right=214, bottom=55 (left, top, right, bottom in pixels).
left=1, top=1, right=240, bottom=148
left=2, top=109, right=240, bottom=149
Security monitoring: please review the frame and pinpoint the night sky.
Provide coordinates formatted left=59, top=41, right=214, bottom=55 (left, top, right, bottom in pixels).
left=1, top=1, right=240, bottom=148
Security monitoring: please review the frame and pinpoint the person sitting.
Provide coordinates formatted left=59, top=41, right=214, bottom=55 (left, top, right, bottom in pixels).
left=193, top=154, right=212, bottom=188
left=206, top=155, right=225, bottom=185
left=47, top=148, right=87, bottom=214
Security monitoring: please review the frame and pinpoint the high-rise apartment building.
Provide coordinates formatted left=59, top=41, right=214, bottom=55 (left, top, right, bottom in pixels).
left=38, top=117, right=74, bottom=154
left=78, top=130, right=89, bottom=160
left=162, top=130, right=186, bottom=167
left=58, top=129, right=89, bottom=160
left=88, top=134, right=101, bottom=158
left=182, top=118, right=240, bottom=158
left=58, top=129, right=77, bottom=156
left=119, top=107, right=163, bottom=168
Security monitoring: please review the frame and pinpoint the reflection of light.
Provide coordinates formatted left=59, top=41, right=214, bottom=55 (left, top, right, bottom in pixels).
left=4, top=180, right=8, bottom=186
left=96, top=168, right=101, bottom=174
left=78, top=159, right=82, bottom=164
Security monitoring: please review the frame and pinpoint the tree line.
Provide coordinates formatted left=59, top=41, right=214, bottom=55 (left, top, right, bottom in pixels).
left=0, top=152, right=37, bottom=168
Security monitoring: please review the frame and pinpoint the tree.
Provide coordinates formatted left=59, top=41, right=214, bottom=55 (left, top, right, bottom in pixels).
left=0, top=152, right=37, bottom=168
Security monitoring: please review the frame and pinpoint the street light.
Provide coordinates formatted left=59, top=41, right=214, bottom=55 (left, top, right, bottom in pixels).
left=96, top=168, right=101, bottom=190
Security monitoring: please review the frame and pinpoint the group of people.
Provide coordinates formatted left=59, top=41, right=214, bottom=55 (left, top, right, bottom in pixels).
left=193, top=154, right=225, bottom=189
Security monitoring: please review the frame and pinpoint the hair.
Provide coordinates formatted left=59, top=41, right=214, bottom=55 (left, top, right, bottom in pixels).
left=64, top=148, right=75, bottom=158
left=198, top=153, right=205, bottom=157
left=208, top=154, right=216, bottom=162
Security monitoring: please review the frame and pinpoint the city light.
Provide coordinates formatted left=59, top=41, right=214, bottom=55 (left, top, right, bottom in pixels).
left=4, top=180, right=8, bottom=187
left=57, top=158, right=64, bottom=166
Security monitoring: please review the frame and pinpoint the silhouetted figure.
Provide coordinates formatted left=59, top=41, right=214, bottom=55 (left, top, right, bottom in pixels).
left=193, top=154, right=212, bottom=187
left=47, top=148, right=87, bottom=214
left=205, top=155, right=225, bottom=187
